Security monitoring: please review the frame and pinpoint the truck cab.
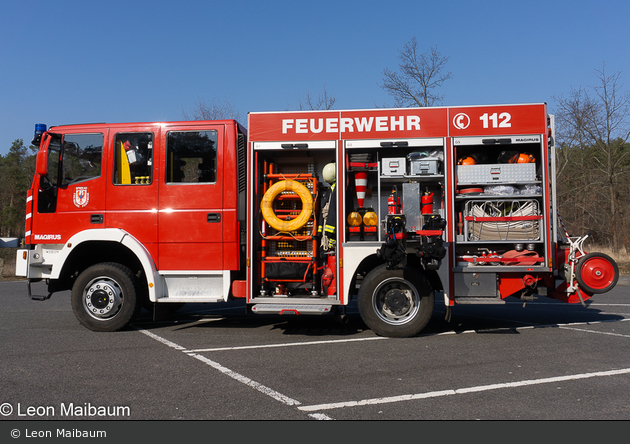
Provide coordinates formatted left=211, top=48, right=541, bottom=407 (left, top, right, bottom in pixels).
left=19, top=120, right=247, bottom=331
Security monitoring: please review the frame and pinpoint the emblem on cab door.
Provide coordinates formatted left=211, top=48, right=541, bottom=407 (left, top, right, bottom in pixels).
left=73, top=187, right=90, bottom=208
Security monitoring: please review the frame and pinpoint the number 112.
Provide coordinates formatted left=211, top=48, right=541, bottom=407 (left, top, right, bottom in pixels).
left=480, top=112, right=511, bottom=128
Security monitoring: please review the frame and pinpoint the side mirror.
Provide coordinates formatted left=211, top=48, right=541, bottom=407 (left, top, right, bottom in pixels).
left=36, top=146, right=48, bottom=177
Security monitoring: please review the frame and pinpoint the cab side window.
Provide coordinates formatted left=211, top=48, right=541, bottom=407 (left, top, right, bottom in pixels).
left=37, top=134, right=62, bottom=213
left=61, top=133, right=103, bottom=186
left=166, top=130, right=217, bottom=184
left=46, top=135, right=62, bottom=187
left=113, top=133, right=154, bottom=185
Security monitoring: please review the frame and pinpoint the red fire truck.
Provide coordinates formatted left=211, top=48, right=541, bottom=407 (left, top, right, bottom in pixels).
left=16, top=103, right=619, bottom=337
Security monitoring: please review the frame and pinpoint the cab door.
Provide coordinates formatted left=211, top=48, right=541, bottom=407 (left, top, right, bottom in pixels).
left=105, top=128, right=159, bottom=264
left=157, top=124, right=224, bottom=271
left=31, top=130, right=107, bottom=244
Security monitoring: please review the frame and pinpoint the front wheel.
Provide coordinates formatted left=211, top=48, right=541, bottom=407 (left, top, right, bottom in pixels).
left=358, top=264, right=434, bottom=337
left=71, top=262, right=141, bottom=332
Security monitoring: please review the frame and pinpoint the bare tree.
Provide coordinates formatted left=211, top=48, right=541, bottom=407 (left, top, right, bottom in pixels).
left=295, top=85, right=336, bottom=110
left=553, top=64, right=630, bottom=253
left=183, top=97, right=242, bottom=122
left=381, top=39, right=453, bottom=107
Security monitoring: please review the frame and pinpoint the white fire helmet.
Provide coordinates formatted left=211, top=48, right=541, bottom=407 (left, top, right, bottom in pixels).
left=322, top=163, right=336, bottom=184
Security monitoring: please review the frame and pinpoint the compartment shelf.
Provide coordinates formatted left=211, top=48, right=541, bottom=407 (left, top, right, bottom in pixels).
left=380, top=174, right=444, bottom=182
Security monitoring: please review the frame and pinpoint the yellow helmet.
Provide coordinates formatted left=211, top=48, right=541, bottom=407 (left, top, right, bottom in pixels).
left=323, top=163, right=336, bottom=184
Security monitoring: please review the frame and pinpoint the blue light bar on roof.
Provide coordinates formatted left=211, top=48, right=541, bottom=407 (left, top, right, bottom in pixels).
left=32, top=123, right=47, bottom=146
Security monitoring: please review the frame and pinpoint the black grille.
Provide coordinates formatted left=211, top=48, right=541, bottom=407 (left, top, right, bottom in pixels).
left=237, top=132, right=246, bottom=194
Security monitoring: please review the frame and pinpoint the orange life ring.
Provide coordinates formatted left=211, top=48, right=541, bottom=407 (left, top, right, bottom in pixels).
left=261, top=180, right=313, bottom=232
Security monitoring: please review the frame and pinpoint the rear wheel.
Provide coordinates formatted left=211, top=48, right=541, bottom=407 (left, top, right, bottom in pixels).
left=358, top=264, right=434, bottom=337
left=576, top=252, right=619, bottom=294
left=71, top=262, right=141, bottom=332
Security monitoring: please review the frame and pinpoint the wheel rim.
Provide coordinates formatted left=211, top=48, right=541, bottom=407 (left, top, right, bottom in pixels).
left=580, top=256, right=616, bottom=291
left=82, top=276, right=124, bottom=321
left=372, top=277, right=420, bottom=326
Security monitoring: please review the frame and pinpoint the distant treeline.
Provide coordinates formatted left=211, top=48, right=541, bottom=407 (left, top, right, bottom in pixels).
left=0, top=140, right=35, bottom=238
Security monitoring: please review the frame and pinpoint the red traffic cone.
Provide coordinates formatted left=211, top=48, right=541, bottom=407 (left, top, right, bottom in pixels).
left=355, top=172, right=367, bottom=208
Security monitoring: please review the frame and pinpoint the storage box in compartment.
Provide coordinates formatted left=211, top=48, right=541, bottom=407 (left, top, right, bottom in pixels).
left=464, top=199, right=541, bottom=242
left=457, top=163, right=536, bottom=185
left=381, top=158, right=406, bottom=176
left=409, top=157, right=441, bottom=175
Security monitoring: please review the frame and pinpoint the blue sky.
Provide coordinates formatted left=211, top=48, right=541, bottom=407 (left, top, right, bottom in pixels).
left=2, top=0, right=629, bottom=155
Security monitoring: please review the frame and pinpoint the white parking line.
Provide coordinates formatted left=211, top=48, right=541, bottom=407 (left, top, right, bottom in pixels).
left=559, top=326, right=630, bottom=338
left=138, top=329, right=302, bottom=407
left=189, top=336, right=387, bottom=353
left=307, top=413, right=334, bottom=420
left=189, top=352, right=302, bottom=406
left=140, top=328, right=188, bottom=351
left=298, top=368, right=630, bottom=412
left=184, top=318, right=630, bottom=353
left=430, top=317, right=630, bottom=336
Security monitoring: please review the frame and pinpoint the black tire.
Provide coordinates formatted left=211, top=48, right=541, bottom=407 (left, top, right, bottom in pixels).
left=358, top=264, right=434, bottom=338
left=71, top=262, right=141, bottom=332
left=576, top=252, right=619, bottom=294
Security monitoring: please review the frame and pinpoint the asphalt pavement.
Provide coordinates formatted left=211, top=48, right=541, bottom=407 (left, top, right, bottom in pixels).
left=1, top=278, right=629, bottom=428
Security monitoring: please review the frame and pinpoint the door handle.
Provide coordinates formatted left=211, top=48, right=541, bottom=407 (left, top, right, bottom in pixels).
left=91, top=214, right=103, bottom=224
left=207, top=213, right=221, bottom=223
